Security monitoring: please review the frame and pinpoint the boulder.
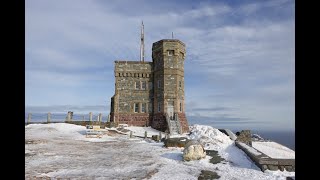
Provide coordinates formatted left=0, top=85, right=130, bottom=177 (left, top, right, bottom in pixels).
left=164, top=137, right=189, bottom=147
left=198, top=170, right=220, bottom=180
left=235, top=130, right=252, bottom=146
left=152, top=135, right=160, bottom=142
left=183, top=140, right=206, bottom=161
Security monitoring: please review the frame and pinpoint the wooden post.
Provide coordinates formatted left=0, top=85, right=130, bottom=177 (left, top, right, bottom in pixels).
left=27, top=113, right=31, bottom=124
left=89, top=112, right=92, bottom=121
left=144, top=131, right=147, bottom=138
left=47, top=112, right=51, bottom=123
left=99, top=113, right=102, bottom=122
left=67, top=112, right=71, bottom=122
left=130, top=131, right=133, bottom=138
left=159, top=132, right=162, bottom=139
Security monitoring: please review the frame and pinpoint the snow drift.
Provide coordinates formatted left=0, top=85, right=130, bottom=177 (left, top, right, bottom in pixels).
left=189, top=124, right=233, bottom=150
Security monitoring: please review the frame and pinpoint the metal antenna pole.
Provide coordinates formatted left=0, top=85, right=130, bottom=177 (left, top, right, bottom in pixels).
left=140, top=21, right=145, bottom=62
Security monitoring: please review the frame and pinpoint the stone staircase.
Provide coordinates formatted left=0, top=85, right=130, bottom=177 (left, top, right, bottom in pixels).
left=169, top=119, right=180, bottom=135
left=166, top=113, right=182, bottom=135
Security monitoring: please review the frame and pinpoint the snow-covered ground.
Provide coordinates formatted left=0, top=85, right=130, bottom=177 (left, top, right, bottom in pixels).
left=25, top=123, right=295, bottom=179
left=252, top=141, right=295, bottom=159
left=120, top=126, right=163, bottom=137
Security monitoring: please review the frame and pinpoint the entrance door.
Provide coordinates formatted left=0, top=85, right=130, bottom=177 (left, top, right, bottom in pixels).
left=167, top=101, right=174, bottom=120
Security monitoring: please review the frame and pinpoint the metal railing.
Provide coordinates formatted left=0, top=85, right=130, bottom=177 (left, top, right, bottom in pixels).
left=165, top=113, right=173, bottom=134
left=174, top=113, right=182, bottom=134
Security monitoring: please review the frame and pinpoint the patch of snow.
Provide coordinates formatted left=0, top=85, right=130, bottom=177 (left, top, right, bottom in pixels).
left=265, top=170, right=295, bottom=179
left=252, top=133, right=265, bottom=141
left=223, top=129, right=237, bottom=140
left=238, top=142, right=262, bottom=156
left=189, top=124, right=233, bottom=151
left=25, top=123, right=86, bottom=140
left=123, top=126, right=163, bottom=137
left=252, top=141, right=295, bottom=159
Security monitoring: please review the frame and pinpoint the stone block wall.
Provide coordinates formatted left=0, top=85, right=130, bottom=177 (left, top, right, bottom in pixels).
left=177, top=112, right=189, bottom=133
left=111, top=113, right=151, bottom=126
left=235, top=141, right=295, bottom=172
left=152, top=113, right=167, bottom=132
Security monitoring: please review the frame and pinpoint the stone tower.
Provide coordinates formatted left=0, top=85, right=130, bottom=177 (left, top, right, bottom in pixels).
left=109, top=24, right=189, bottom=134
left=151, top=39, right=189, bottom=133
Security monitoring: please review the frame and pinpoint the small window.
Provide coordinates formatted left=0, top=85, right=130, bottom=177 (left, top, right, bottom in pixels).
left=135, top=81, right=140, bottom=89
left=141, top=81, right=146, bottom=90
left=179, top=81, right=182, bottom=88
left=134, top=103, right=139, bottom=113
left=149, top=82, right=153, bottom=90
left=141, top=103, right=146, bottom=113
left=180, top=102, right=182, bottom=112
left=168, top=50, right=174, bottom=56
left=157, top=80, right=161, bottom=88
left=158, top=102, right=161, bottom=112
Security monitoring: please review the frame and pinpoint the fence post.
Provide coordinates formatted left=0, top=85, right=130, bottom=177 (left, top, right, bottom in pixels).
left=159, top=132, right=162, bottom=140
left=130, top=131, right=133, bottom=138
left=66, top=112, right=71, bottom=122
left=99, top=113, right=102, bottom=122
left=27, top=113, right=31, bottom=124
left=144, top=131, right=147, bottom=138
left=47, top=112, right=51, bottom=123
left=89, top=112, right=92, bottom=121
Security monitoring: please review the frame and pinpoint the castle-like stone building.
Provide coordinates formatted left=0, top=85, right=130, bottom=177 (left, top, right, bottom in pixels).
left=109, top=24, right=189, bottom=134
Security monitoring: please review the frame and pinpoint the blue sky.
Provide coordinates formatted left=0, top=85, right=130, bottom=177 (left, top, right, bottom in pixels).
left=25, top=0, right=295, bottom=131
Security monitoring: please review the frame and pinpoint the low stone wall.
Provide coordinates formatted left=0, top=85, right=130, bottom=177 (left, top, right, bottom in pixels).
left=164, top=137, right=189, bottom=147
left=235, top=141, right=295, bottom=172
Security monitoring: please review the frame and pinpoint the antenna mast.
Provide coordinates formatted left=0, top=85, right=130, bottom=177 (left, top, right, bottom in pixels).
left=140, top=21, right=145, bottom=62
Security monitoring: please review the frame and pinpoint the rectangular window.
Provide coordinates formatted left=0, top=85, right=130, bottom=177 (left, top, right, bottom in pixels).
left=141, top=81, right=146, bottom=90
left=149, top=82, right=153, bottom=90
left=158, top=102, right=161, bottom=112
left=134, top=103, right=139, bottom=113
left=135, top=81, right=140, bottom=89
left=180, top=102, right=182, bottom=112
left=179, top=81, right=182, bottom=88
left=157, top=80, right=161, bottom=88
left=141, top=103, right=146, bottom=113
left=168, top=50, right=174, bottom=56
